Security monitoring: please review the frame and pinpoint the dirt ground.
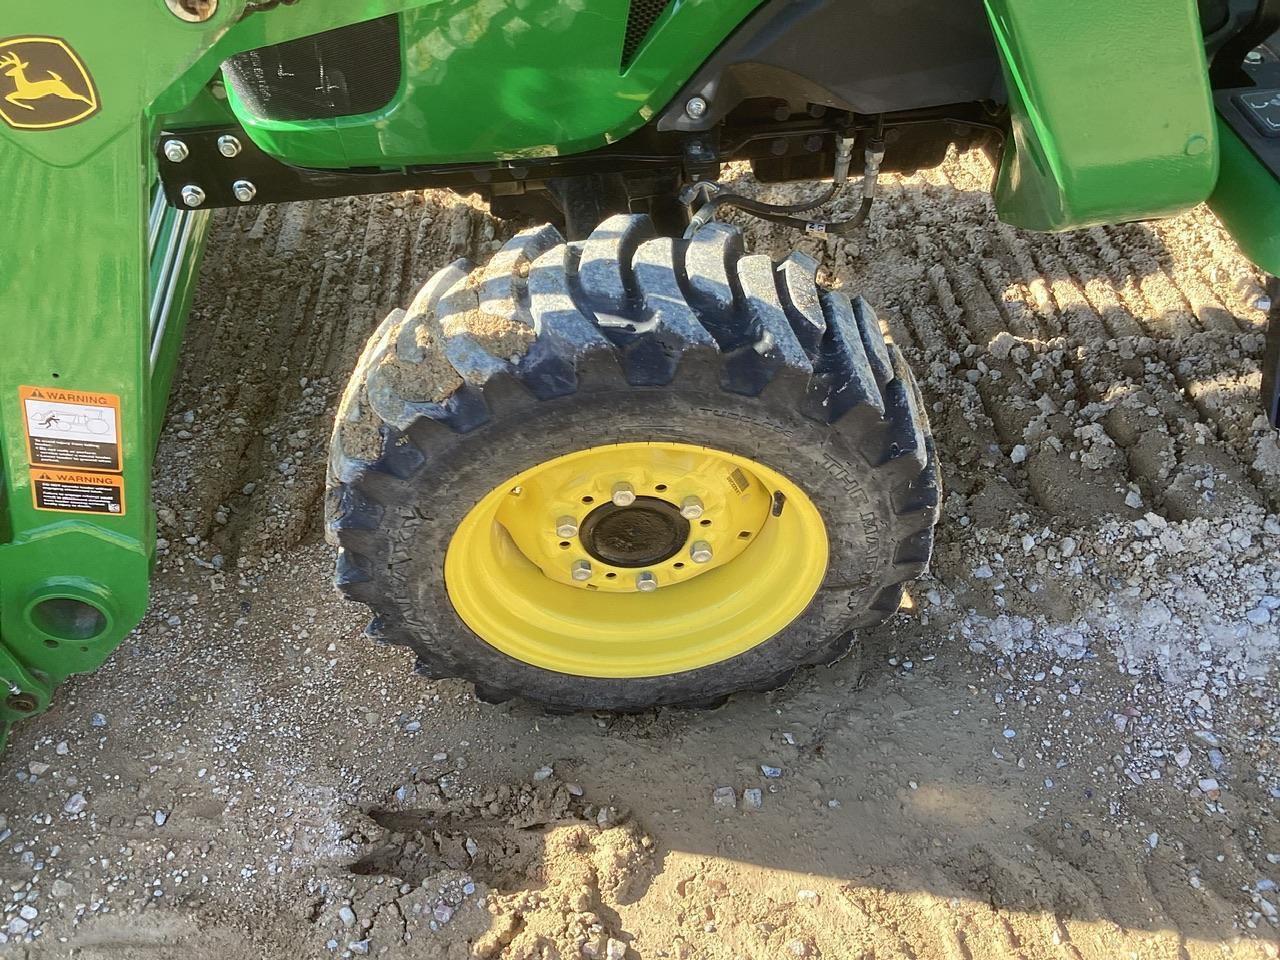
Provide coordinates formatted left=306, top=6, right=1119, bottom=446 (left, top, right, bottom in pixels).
left=2, top=151, right=1279, bottom=959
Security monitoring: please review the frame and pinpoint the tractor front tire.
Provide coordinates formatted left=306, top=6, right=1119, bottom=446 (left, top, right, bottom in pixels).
left=326, top=215, right=938, bottom=712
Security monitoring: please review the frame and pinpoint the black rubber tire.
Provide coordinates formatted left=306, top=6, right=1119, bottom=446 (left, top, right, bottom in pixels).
left=326, top=215, right=939, bottom=712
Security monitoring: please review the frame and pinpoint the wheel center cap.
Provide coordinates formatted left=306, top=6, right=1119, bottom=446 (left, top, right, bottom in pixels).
left=579, top=497, right=690, bottom=568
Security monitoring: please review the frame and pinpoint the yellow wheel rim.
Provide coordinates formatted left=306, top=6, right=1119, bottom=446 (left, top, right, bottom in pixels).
left=444, top=442, right=828, bottom=678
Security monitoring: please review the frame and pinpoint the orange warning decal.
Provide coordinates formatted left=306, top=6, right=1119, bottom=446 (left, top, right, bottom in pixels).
left=30, top=469, right=125, bottom=516
left=19, top=385, right=122, bottom=472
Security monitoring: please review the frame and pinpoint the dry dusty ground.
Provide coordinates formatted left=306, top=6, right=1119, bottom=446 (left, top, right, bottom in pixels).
left=1, top=151, right=1279, bottom=959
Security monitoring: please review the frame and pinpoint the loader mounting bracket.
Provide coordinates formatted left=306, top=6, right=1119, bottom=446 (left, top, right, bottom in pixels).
left=155, top=124, right=712, bottom=211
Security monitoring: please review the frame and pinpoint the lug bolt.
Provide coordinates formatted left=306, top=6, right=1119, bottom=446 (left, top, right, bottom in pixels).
left=685, top=96, right=709, bottom=120
left=180, top=184, right=206, bottom=208
left=163, top=139, right=189, bottom=163
left=571, top=560, right=592, bottom=581
left=556, top=516, right=579, bottom=538
left=612, top=481, right=636, bottom=506
left=636, top=571, right=658, bottom=592
left=217, top=134, right=242, bottom=158
left=232, top=179, right=257, bottom=203
left=690, top=540, right=713, bottom=564
left=680, top=495, right=704, bottom=519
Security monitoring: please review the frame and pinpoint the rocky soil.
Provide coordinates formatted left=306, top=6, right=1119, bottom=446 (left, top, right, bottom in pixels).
left=1, top=151, right=1278, bottom=959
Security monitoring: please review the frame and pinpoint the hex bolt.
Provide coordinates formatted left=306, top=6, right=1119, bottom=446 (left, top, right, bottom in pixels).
left=685, top=96, right=709, bottom=120
left=1245, top=49, right=1264, bottom=65
left=163, top=139, right=189, bottom=163
left=180, top=184, right=206, bottom=208
left=612, top=481, right=636, bottom=507
left=636, top=571, right=658, bottom=592
left=680, top=495, right=704, bottom=519
left=232, top=180, right=258, bottom=203
left=556, top=516, right=579, bottom=538
left=571, top=560, right=592, bottom=582
left=217, top=134, right=242, bottom=158
left=690, top=540, right=713, bottom=564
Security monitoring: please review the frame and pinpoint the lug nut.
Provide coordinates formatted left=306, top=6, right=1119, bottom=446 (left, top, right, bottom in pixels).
left=556, top=516, right=579, bottom=538
left=612, top=481, right=636, bottom=506
left=685, top=96, right=708, bottom=120
left=571, top=560, right=592, bottom=581
left=232, top=179, right=257, bottom=203
left=690, top=540, right=713, bottom=564
left=217, top=134, right=242, bottom=157
left=680, top=495, right=704, bottom=519
left=163, top=139, right=189, bottom=163
left=180, top=184, right=206, bottom=208
left=636, top=571, right=658, bottom=592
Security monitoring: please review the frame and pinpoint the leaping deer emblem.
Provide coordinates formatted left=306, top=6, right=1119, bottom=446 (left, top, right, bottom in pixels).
left=0, top=50, right=93, bottom=111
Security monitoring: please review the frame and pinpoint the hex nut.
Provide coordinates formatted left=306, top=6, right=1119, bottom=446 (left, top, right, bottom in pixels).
left=612, top=482, right=636, bottom=507
left=163, top=140, right=189, bottom=163
left=232, top=180, right=257, bottom=203
left=636, top=571, right=658, bottom=592
left=690, top=540, right=713, bottom=564
left=556, top=516, right=579, bottom=538
left=217, top=135, right=242, bottom=158
left=571, top=560, right=592, bottom=582
left=680, top=496, right=704, bottom=519
left=180, top=185, right=206, bottom=208
left=685, top=96, right=709, bottom=120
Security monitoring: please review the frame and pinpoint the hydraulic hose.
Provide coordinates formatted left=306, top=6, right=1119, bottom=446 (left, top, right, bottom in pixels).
left=683, top=124, right=886, bottom=239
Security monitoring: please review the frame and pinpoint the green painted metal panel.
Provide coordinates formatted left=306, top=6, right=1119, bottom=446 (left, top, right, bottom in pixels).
left=984, top=0, right=1219, bottom=231
left=223, top=1, right=765, bottom=168
left=0, top=126, right=155, bottom=741
left=1209, top=119, right=1280, bottom=277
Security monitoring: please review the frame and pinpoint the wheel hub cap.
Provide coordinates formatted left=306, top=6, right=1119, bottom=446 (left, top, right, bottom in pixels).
left=579, top=497, right=690, bottom=568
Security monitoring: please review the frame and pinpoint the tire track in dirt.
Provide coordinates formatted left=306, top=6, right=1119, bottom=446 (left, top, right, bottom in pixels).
left=883, top=169, right=1142, bottom=524
left=161, top=192, right=515, bottom=563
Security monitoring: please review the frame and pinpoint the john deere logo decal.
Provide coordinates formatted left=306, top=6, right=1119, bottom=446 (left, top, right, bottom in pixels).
left=0, top=37, right=99, bottom=130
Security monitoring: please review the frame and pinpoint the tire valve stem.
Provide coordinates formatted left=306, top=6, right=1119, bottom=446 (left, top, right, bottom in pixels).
left=636, top=571, right=658, bottom=592
left=571, top=560, right=592, bottom=582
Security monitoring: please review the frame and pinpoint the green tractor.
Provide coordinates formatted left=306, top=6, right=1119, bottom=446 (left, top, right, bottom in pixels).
left=1, top=0, right=1278, bottom=741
